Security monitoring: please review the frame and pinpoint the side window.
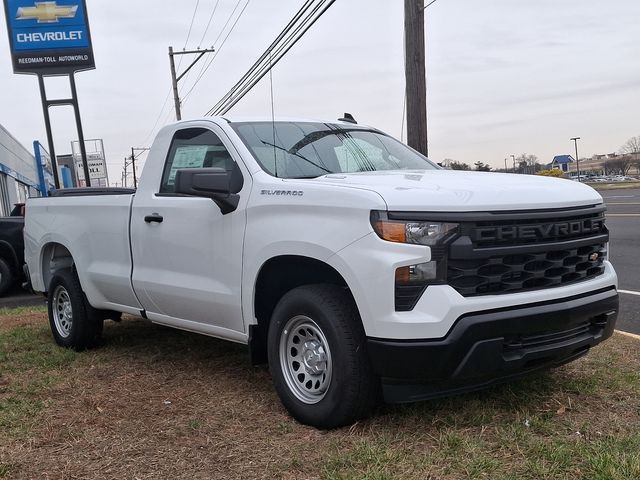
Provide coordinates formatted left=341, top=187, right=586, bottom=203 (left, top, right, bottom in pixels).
left=160, top=128, right=235, bottom=193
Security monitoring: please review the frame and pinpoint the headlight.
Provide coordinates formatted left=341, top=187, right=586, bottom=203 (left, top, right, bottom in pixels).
left=370, top=211, right=458, bottom=246
left=370, top=211, right=458, bottom=311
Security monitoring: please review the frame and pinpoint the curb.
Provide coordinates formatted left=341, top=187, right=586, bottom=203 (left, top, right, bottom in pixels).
left=615, top=329, right=640, bottom=340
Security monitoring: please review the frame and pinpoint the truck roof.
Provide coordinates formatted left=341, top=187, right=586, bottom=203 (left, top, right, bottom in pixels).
left=169, top=116, right=372, bottom=128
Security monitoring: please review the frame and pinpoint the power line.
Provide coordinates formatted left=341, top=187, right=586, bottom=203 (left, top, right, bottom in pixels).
left=212, top=0, right=246, bottom=47
left=182, top=0, right=250, bottom=102
left=139, top=0, right=205, bottom=145
left=205, top=0, right=336, bottom=116
left=197, top=0, right=221, bottom=48
left=182, top=0, right=252, bottom=103
left=424, top=0, right=439, bottom=8
left=141, top=90, right=172, bottom=146
left=214, top=0, right=332, bottom=114
left=174, top=0, right=208, bottom=100
left=200, top=0, right=317, bottom=111
left=183, top=0, right=201, bottom=55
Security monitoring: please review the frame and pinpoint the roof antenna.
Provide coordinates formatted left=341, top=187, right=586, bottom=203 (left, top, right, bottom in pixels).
left=338, top=112, right=357, bottom=124
left=269, top=48, right=278, bottom=178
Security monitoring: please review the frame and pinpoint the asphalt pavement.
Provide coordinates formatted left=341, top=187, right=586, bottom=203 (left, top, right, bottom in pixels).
left=601, top=187, right=640, bottom=335
left=0, top=285, right=45, bottom=309
left=1, top=188, right=638, bottom=334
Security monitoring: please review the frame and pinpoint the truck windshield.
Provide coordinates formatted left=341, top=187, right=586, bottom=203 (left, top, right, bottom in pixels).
left=231, top=121, right=438, bottom=178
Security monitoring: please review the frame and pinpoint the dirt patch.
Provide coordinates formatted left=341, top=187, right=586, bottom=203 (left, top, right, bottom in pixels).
left=0, top=310, right=47, bottom=332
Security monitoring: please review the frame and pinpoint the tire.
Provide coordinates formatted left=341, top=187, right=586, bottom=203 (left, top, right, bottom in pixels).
left=47, top=270, right=103, bottom=351
left=267, top=284, right=377, bottom=429
left=0, top=258, right=14, bottom=296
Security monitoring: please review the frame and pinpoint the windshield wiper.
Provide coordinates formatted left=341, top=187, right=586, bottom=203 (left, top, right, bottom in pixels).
left=261, top=140, right=332, bottom=175
left=288, top=127, right=376, bottom=155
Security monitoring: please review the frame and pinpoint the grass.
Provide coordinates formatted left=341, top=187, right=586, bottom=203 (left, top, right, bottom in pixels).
left=588, top=182, right=640, bottom=191
left=0, top=304, right=46, bottom=317
left=0, top=308, right=638, bottom=479
left=0, top=321, right=77, bottom=438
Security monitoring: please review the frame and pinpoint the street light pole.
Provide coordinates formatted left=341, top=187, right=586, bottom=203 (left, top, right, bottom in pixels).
left=504, top=158, right=507, bottom=172
left=571, top=137, right=581, bottom=182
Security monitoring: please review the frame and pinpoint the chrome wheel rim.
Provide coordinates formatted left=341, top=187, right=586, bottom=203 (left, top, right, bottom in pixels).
left=52, top=285, right=73, bottom=338
left=279, top=315, right=332, bottom=404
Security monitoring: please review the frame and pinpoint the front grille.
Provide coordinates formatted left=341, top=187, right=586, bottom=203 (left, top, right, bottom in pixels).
left=446, top=206, right=608, bottom=297
left=448, top=243, right=606, bottom=296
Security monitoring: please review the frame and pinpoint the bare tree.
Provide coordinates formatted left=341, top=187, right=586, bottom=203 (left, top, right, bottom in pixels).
left=607, top=156, right=634, bottom=176
left=620, top=136, right=640, bottom=174
left=620, top=136, right=640, bottom=155
left=515, top=154, right=539, bottom=174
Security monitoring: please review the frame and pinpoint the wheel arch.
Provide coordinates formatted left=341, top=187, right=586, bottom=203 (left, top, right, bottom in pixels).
left=40, top=242, right=75, bottom=293
left=249, top=255, right=355, bottom=365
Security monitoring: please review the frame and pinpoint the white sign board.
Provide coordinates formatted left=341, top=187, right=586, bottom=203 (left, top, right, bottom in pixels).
left=72, top=139, right=109, bottom=187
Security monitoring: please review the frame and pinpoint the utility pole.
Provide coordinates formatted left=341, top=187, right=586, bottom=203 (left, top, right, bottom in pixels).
left=130, top=148, right=137, bottom=189
left=571, top=137, right=581, bottom=182
left=404, top=0, right=428, bottom=157
left=169, top=46, right=215, bottom=121
left=504, top=158, right=507, bottom=172
left=130, top=147, right=150, bottom=189
left=123, top=157, right=128, bottom=188
left=511, top=154, right=516, bottom=173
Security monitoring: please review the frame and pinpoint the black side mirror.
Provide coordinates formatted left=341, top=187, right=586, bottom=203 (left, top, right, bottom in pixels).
left=174, top=165, right=244, bottom=214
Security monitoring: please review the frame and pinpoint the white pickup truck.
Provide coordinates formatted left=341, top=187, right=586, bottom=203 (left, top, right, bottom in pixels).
left=24, top=116, right=619, bottom=428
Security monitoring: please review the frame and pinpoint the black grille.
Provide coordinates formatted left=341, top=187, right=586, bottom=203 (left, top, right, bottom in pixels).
left=503, top=322, right=591, bottom=354
left=446, top=207, right=608, bottom=297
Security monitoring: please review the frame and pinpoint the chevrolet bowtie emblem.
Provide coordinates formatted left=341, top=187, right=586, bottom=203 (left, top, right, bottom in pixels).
left=16, top=1, right=78, bottom=23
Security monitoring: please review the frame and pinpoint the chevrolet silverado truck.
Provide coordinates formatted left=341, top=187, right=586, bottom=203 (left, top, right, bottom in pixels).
left=24, top=117, right=618, bottom=428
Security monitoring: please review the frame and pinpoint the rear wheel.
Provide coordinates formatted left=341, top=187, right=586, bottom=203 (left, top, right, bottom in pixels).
left=0, top=258, right=14, bottom=296
left=268, top=284, right=377, bottom=428
left=48, top=270, right=103, bottom=351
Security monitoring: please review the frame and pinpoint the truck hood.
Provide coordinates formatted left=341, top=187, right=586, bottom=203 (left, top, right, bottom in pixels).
left=307, top=170, right=603, bottom=211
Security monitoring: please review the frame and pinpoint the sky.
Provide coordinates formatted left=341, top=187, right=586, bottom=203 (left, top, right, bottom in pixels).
left=0, top=0, right=639, bottom=185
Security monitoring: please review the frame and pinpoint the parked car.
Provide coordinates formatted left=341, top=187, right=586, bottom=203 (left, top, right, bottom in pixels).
left=24, top=117, right=619, bottom=428
left=0, top=203, right=26, bottom=295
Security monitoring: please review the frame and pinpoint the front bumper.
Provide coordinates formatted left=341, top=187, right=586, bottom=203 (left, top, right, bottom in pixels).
left=367, top=287, right=618, bottom=403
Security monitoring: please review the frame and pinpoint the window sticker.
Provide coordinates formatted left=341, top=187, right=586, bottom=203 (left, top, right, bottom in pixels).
left=166, top=145, right=209, bottom=185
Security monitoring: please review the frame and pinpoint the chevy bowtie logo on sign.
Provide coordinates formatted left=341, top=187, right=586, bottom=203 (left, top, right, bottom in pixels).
left=3, top=0, right=95, bottom=74
left=16, top=2, right=78, bottom=22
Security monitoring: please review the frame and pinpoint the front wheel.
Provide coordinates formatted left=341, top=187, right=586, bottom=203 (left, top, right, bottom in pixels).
left=48, top=270, right=103, bottom=351
left=268, top=284, right=377, bottom=428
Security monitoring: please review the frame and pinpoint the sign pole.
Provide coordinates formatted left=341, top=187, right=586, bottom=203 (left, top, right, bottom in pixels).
left=37, top=74, right=61, bottom=189
left=69, top=72, right=91, bottom=186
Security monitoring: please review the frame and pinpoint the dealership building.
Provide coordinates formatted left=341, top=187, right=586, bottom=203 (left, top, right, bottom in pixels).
left=0, top=123, right=44, bottom=216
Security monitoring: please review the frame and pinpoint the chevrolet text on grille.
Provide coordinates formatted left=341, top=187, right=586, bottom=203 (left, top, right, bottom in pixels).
left=473, top=218, right=605, bottom=242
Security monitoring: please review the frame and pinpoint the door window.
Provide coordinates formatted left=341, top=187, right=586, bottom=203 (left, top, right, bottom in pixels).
left=160, top=128, right=235, bottom=193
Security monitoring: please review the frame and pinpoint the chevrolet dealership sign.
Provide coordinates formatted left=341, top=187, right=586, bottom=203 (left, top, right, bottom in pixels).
left=3, top=0, right=95, bottom=74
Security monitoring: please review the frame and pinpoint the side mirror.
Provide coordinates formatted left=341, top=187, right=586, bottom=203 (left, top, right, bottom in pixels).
left=174, top=166, right=244, bottom=214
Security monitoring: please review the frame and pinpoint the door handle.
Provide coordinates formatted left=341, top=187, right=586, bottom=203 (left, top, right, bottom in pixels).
left=144, top=213, right=164, bottom=223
